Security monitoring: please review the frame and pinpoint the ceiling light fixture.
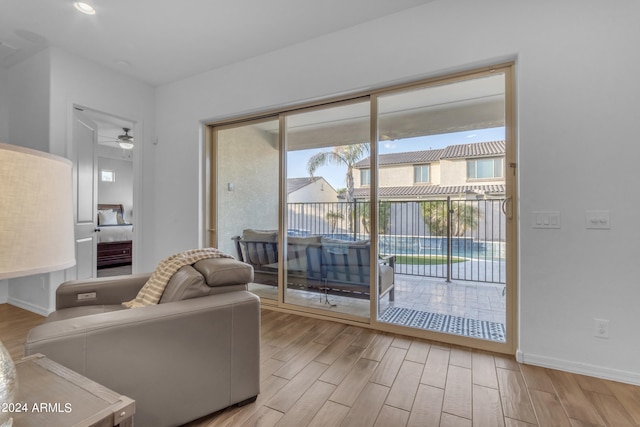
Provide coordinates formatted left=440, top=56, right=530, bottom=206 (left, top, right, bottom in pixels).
left=74, top=2, right=96, bottom=15
left=118, top=128, right=134, bottom=150
left=119, top=141, right=134, bottom=150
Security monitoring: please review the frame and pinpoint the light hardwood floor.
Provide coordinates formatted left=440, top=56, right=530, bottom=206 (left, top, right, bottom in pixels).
left=2, top=304, right=639, bottom=426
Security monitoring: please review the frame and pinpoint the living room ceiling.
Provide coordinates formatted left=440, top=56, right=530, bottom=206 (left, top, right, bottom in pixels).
left=0, top=0, right=436, bottom=86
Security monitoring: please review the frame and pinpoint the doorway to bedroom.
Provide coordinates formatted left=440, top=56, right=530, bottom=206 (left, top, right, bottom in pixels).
left=72, top=107, right=135, bottom=279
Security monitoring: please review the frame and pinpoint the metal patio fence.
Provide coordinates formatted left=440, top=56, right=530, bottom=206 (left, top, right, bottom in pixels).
left=287, top=198, right=506, bottom=284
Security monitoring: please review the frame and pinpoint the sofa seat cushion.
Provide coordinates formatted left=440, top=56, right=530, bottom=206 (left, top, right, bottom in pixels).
left=44, top=304, right=125, bottom=323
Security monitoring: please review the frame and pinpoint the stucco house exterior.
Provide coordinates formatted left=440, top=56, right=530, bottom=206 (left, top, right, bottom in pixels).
left=352, top=140, right=505, bottom=200
left=287, top=176, right=337, bottom=203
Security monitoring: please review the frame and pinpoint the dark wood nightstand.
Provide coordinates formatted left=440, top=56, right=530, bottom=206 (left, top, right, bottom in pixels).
left=10, top=354, right=135, bottom=426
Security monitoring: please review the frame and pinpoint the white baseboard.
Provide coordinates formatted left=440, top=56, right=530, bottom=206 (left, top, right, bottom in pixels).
left=7, top=297, right=50, bottom=317
left=520, top=351, right=640, bottom=386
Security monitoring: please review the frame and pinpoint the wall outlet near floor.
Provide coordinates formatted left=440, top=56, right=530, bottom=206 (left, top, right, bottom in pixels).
left=594, top=318, right=609, bottom=339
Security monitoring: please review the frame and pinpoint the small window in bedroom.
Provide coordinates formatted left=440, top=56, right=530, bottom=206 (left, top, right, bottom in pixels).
left=100, top=170, right=115, bottom=182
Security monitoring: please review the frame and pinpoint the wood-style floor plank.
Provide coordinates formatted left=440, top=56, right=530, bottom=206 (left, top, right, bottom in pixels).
left=443, top=364, right=473, bottom=420
left=307, top=401, right=350, bottom=427
left=369, top=346, right=407, bottom=387
left=374, top=405, right=410, bottom=427
left=546, top=369, right=605, bottom=426
left=3, top=304, right=640, bottom=427
left=528, top=389, right=573, bottom=427
left=407, top=384, right=445, bottom=427
left=340, top=382, right=389, bottom=427
left=329, top=358, right=378, bottom=407
left=605, top=380, right=640, bottom=425
left=496, top=368, right=537, bottom=425
left=421, top=346, right=450, bottom=388
left=473, top=384, right=505, bottom=427
left=385, top=360, right=424, bottom=411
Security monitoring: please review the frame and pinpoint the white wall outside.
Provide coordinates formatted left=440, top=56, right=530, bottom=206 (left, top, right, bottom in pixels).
left=288, top=178, right=338, bottom=204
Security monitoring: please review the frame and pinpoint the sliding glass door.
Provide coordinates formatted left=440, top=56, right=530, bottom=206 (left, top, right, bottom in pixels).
left=210, top=64, right=516, bottom=351
left=374, top=71, right=513, bottom=345
left=283, top=100, right=372, bottom=318
left=213, top=118, right=280, bottom=301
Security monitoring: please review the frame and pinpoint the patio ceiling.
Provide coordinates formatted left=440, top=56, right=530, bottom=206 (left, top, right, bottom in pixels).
left=276, top=73, right=506, bottom=151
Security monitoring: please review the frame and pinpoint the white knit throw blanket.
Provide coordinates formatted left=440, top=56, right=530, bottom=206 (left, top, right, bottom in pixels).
left=123, top=248, right=234, bottom=308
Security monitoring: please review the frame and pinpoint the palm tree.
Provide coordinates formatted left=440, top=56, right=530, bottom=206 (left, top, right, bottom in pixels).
left=326, top=210, right=344, bottom=234
left=307, top=144, right=369, bottom=231
left=359, top=201, right=391, bottom=235
left=419, top=200, right=481, bottom=236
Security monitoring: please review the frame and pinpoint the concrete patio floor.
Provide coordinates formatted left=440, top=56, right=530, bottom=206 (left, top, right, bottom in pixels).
left=249, top=273, right=506, bottom=332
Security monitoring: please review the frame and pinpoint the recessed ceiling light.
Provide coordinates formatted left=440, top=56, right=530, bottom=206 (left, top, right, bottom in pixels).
left=74, top=2, right=96, bottom=15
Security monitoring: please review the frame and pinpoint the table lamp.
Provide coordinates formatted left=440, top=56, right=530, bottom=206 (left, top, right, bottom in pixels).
left=0, top=142, right=76, bottom=427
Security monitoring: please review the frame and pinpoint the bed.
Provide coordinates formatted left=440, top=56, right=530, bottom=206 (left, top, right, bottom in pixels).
left=96, top=203, right=133, bottom=268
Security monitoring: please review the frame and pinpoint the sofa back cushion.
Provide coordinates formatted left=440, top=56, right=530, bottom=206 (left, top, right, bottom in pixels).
left=321, top=240, right=371, bottom=284
left=237, top=229, right=278, bottom=266
left=193, top=257, right=253, bottom=287
left=159, top=265, right=209, bottom=303
left=159, top=258, right=253, bottom=303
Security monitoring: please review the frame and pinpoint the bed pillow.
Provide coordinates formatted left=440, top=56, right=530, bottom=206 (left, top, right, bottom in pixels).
left=98, top=210, right=118, bottom=225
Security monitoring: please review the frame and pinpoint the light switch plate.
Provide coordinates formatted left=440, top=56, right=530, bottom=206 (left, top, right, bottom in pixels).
left=533, top=211, right=561, bottom=229
left=586, top=210, right=610, bottom=229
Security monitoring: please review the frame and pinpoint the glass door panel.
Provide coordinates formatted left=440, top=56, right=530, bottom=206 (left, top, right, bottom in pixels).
left=375, top=72, right=509, bottom=343
left=215, top=118, right=280, bottom=301
left=284, top=100, right=371, bottom=318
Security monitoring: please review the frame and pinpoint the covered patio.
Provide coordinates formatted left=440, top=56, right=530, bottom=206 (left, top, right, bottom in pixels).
left=249, top=270, right=506, bottom=341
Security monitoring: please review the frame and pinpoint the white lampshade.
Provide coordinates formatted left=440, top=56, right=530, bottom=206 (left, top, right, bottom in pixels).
left=0, top=142, right=76, bottom=279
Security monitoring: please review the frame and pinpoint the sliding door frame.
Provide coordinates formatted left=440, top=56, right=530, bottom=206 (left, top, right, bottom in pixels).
left=207, top=62, right=517, bottom=354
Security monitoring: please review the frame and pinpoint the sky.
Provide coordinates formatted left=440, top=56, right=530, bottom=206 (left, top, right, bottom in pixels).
left=287, top=126, right=505, bottom=191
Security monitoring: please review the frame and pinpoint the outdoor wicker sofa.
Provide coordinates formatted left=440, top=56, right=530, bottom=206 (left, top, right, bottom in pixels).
left=232, top=230, right=394, bottom=301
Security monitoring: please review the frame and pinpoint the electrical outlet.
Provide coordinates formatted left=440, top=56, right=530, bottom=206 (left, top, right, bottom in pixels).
left=594, top=318, right=609, bottom=339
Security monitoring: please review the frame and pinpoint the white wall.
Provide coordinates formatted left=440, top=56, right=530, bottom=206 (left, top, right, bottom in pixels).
left=0, top=67, right=8, bottom=143
left=3, top=47, right=155, bottom=314
left=48, top=47, right=155, bottom=270
left=154, top=0, right=640, bottom=383
left=7, top=49, right=50, bottom=152
left=3, top=50, right=53, bottom=313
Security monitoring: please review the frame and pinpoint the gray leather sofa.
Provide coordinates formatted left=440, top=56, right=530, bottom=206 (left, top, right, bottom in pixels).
left=25, top=257, right=260, bottom=427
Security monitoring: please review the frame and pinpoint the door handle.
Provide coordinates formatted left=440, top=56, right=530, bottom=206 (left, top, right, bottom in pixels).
left=94, top=228, right=101, bottom=232
left=501, top=197, right=513, bottom=220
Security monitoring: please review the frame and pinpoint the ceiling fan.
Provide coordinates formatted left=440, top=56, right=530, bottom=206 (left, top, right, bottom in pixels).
left=116, top=128, right=134, bottom=150
left=98, top=127, right=135, bottom=150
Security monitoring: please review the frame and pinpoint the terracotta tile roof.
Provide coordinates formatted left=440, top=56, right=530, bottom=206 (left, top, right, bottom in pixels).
left=354, top=149, right=444, bottom=168
left=287, top=177, right=321, bottom=194
left=354, top=141, right=505, bottom=168
left=353, top=184, right=505, bottom=199
left=440, top=141, right=505, bottom=159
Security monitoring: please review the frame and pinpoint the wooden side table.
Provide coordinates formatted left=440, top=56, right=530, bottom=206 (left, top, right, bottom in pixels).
left=9, top=354, right=135, bottom=427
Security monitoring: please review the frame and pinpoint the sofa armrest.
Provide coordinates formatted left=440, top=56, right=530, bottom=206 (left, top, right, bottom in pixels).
left=379, top=255, right=396, bottom=268
left=55, top=273, right=150, bottom=310
left=26, top=291, right=260, bottom=427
